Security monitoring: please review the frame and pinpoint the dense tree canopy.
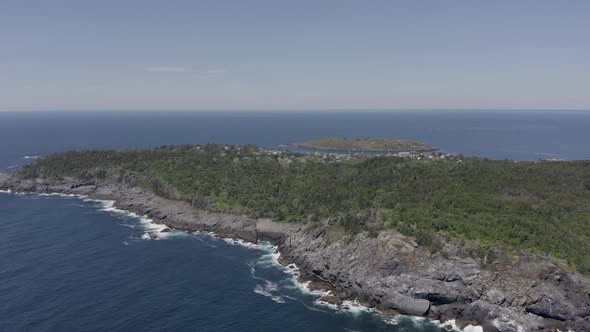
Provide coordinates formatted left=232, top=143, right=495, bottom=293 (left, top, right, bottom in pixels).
left=18, top=145, right=590, bottom=272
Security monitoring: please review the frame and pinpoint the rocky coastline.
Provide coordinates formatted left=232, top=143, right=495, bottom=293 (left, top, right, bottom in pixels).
left=1, top=172, right=589, bottom=332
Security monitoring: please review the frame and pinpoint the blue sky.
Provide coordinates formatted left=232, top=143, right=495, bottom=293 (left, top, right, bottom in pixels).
left=1, top=0, right=589, bottom=111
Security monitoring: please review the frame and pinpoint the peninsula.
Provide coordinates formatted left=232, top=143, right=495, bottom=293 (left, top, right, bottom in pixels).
left=292, top=138, right=437, bottom=152
left=1, top=144, right=589, bottom=331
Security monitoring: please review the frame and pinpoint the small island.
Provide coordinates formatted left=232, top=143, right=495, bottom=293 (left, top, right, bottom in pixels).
left=2, top=145, right=590, bottom=331
left=292, top=138, right=437, bottom=153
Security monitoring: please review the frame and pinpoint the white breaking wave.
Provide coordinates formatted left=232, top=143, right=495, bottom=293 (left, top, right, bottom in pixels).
left=39, top=192, right=80, bottom=198
left=249, top=244, right=334, bottom=302
left=314, top=298, right=373, bottom=316
left=192, top=231, right=261, bottom=249
left=1, top=190, right=484, bottom=331
left=92, top=199, right=116, bottom=211
left=260, top=250, right=331, bottom=298
left=0, top=191, right=181, bottom=241
left=284, top=295, right=330, bottom=313
left=248, top=242, right=483, bottom=332
left=385, top=315, right=484, bottom=332
left=433, top=319, right=483, bottom=332
left=192, top=234, right=218, bottom=248
left=138, top=216, right=175, bottom=240
left=253, top=280, right=286, bottom=304
left=24, top=155, right=42, bottom=159
left=83, top=197, right=186, bottom=241
left=221, top=237, right=259, bottom=249
left=0, top=190, right=81, bottom=198
left=250, top=245, right=378, bottom=317
left=248, top=262, right=267, bottom=282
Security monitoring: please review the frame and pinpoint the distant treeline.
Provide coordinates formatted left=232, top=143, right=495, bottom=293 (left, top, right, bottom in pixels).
left=17, top=144, right=590, bottom=272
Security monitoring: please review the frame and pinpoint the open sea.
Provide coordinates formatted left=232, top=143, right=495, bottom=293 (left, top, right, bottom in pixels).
left=1, top=110, right=590, bottom=331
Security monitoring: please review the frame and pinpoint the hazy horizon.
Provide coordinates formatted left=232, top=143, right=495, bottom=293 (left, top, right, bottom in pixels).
left=2, top=108, right=590, bottom=113
left=2, top=0, right=589, bottom=111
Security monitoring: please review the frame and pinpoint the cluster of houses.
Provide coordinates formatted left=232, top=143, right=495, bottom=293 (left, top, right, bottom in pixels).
left=254, top=147, right=458, bottom=164
left=185, top=144, right=459, bottom=164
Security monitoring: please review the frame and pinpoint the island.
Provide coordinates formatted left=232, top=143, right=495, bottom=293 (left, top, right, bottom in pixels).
left=292, top=138, right=438, bottom=153
left=1, top=144, right=589, bottom=331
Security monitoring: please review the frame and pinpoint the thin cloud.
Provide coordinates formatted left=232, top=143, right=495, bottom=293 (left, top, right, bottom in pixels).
left=145, top=67, right=226, bottom=78
left=146, top=66, right=191, bottom=73
left=203, top=68, right=226, bottom=75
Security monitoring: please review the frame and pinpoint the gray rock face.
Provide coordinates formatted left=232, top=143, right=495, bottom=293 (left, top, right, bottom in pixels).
left=278, top=221, right=590, bottom=331
left=0, top=174, right=262, bottom=242
left=2, top=173, right=590, bottom=331
left=378, top=292, right=431, bottom=316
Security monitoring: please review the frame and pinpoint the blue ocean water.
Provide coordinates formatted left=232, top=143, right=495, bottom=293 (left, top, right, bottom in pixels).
left=1, top=110, right=590, bottom=331
left=1, top=110, right=590, bottom=170
left=0, top=193, right=442, bottom=331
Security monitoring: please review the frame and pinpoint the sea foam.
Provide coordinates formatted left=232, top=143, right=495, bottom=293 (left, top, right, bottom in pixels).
left=3, top=190, right=483, bottom=331
left=433, top=319, right=483, bottom=332
left=81, top=197, right=186, bottom=240
left=253, top=280, right=286, bottom=304
left=39, top=192, right=81, bottom=198
left=248, top=241, right=483, bottom=332
left=221, top=237, right=260, bottom=249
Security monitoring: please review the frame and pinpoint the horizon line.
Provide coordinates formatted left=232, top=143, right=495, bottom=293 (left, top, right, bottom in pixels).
left=1, top=108, right=590, bottom=113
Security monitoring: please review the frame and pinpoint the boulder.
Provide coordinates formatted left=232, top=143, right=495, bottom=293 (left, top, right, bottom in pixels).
left=525, top=283, right=575, bottom=321
left=308, top=281, right=337, bottom=293
left=319, top=295, right=343, bottom=305
left=378, top=293, right=431, bottom=316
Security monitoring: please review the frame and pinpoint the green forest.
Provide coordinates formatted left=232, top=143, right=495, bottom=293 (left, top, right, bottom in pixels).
left=17, top=145, right=590, bottom=272
left=293, top=137, right=435, bottom=152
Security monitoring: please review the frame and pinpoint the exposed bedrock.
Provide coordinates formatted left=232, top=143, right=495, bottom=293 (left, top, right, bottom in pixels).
left=1, top=174, right=589, bottom=331
left=278, top=222, right=590, bottom=331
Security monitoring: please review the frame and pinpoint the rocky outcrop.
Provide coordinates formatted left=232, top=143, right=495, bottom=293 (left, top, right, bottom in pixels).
left=1, top=173, right=589, bottom=331
left=319, top=295, right=343, bottom=305
left=277, top=223, right=590, bottom=331
left=0, top=175, right=262, bottom=242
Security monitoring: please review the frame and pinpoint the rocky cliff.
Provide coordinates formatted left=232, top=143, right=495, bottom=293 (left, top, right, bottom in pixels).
left=1, top=173, right=589, bottom=331
left=280, top=223, right=590, bottom=331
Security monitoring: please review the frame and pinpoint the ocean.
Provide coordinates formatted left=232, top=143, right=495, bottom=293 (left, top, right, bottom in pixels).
left=2, top=110, right=590, bottom=331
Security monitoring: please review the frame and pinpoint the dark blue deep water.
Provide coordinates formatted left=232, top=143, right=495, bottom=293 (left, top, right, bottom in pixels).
left=0, top=194, right=443, bottom=331
left=1, top=110, right=590, bottom=170
left=1, top=110, right=590, bottom=331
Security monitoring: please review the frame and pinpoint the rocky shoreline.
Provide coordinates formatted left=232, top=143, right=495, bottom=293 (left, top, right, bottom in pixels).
left=1, top=172, right=589, bottom=331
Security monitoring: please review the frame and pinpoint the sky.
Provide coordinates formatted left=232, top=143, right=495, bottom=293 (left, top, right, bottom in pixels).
left=1, top=0, right=589, bottom=111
